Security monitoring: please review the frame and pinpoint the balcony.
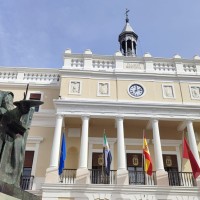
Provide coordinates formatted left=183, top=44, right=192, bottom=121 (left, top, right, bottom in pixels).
left=59, top=169, right=195, bottom=187
left=20, top=175, right=34, bottom=190
left=168, top=171, right=196, bottom=186
left=89, top=169, right=117, bottom=184
left=128, top=170, right=156, bottom=185
left=59, top=169, right=77, bottom=184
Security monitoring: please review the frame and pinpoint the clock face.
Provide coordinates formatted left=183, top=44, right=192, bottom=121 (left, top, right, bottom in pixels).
left=128, top=84, right=144, bottom=98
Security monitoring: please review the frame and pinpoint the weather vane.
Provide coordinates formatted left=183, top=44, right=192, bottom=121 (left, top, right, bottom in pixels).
left=125, top=8, right=130, bottom=23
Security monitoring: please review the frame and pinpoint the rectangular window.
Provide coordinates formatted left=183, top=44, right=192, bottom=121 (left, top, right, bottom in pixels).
left=29, top=93, right=41, bottom=112
left=21, top=151, right=34, bottom=190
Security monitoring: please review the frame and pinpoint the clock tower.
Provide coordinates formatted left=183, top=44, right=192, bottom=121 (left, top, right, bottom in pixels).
left=118, top=9, right=138, bottom=56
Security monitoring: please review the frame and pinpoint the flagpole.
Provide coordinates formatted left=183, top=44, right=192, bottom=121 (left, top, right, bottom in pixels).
left=181, top=131, right=184, bottom=173
left=142, top=129, right=144, bottom=172
left=102, top=129, right=105, bottom=183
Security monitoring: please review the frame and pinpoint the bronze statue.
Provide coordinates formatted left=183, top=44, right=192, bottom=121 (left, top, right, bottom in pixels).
left=0, top=85, right=43, bottom=187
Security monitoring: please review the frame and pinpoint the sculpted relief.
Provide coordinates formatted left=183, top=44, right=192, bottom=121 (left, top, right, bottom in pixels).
left=70, top=81, right=81, bottom=94
left=163, top=85, right=174, bottom=98
left=190, top=86, right=200, bottom=99
left=98, top=82, right=109, bottom=96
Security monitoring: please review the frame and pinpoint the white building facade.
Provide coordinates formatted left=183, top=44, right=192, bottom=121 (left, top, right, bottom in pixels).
left=0, top=16, right=200, bottom=200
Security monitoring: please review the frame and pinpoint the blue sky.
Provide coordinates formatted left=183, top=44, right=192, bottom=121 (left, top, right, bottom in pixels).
left=0, top=0, right=200, bottom=68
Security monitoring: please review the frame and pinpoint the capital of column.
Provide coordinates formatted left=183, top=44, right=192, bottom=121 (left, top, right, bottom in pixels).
left=81, top=115, right=90, bottom=121
left=115, top=115, right=124, bottom=122
left=186, top=119, right=195, bottom=125
left=151, top=118, right=159, bottom=123
left=56, top=113, right=64, bottom=119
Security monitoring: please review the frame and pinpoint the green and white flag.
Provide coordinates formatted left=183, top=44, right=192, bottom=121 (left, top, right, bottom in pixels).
left=103, top=132, right=112, bottom=176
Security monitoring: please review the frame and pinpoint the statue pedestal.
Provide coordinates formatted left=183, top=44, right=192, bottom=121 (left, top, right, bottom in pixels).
left=0, top=180, right=41, bottom=200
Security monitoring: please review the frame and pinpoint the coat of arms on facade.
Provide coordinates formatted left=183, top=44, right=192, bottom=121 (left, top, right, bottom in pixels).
left=166, top=156, right=172, bottom=167
left=98, top=154, right=104, bottom=166
left=132, top=155, right=139, bottom=166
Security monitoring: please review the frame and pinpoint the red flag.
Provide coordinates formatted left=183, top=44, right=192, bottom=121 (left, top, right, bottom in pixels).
left=182, top=137, right=200, bottom=179
left=143, top=135, right=153, bottom=176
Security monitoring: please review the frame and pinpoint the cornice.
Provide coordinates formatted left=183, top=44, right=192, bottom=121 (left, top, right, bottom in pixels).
left=0, top=82, right=60, bottom=89
left=63, top=53, right=200, bottom=64
left=42, top=183, right=200, bottom=195
left=59, top=69, right=200, bottom=82
left=54, top=99, right=200, bottom=121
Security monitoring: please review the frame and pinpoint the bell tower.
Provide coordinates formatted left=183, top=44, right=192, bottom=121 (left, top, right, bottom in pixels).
left=118, top=9, right=138, bottom=56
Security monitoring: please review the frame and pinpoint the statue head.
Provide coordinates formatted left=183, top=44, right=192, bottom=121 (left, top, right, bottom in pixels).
left=13, top=100, right=43, bottom=115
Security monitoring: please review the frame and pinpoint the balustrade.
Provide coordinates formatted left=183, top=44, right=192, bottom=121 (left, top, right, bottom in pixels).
left=59, top=169, right=197, bottom=187
left=89, top=169, right=117, bottom=184
left=0, top=71, right=17, bottom=80
left=153, top=63, right=175, bottom=72
left=168, top=171, right=195, bottom=186
left=59, top=169, right=77, bottom=184
left=20, top=175, right=34, bottom=190
left=23, top=72, right=60, bottom=83
left=71, top=59, right=84, bottom=68
left=128, top=170, right=156, bottom=185
left=92, top=59, right=114, bottom=70
left=183, top=64, right=197, bottom=73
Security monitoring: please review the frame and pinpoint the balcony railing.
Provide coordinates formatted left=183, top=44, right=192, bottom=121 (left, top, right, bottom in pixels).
left=128, top=170, right=156, bottom=185
left=59, top=169, right=196, bottom=187
left=168, top=171, right=196, bottom=186
left=89, top=169, right=117, bottom=184
left=20, top=176, right=34, bottom=190
left=60, top=169, right=77, bottom=184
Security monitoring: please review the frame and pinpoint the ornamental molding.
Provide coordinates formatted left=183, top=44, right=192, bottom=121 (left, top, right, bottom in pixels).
left=42, top=183, right=200, bottom=199
left=54, top=99, right=200, bottom=121
left=59, top=69, right=200, bottom=83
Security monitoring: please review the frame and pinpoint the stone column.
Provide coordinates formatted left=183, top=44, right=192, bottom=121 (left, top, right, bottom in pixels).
left=116, top=117, right=129, bottom=185
left=125, top=39, right=127, bottom=56
left=75, top=115, right=90, bottom=184
left=45, top=114, right=63, bottom=183
left=152, top=119, right=169, bottom=186
left=186, top=120, right=200, bottom=186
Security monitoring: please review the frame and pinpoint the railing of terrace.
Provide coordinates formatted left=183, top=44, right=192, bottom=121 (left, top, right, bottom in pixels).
left=20, top=175, right=34, bottom=190
left=60, top=169, right=77, bottom=184
left=89, top=169, right=117, bottom=184
left=128, top=170, right=156, bottom=185
left=168, top=171, right=196, bottom=186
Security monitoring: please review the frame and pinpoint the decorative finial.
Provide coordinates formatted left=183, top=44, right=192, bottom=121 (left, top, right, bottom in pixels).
left=125, top=8, right=130, bottom=23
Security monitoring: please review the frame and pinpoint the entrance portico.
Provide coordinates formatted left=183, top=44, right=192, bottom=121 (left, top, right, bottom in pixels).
left=45, top=100, right=200, bottom=186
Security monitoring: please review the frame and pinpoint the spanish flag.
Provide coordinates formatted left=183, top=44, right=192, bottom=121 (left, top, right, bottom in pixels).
left=143, top=134, right=153, bottom=176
